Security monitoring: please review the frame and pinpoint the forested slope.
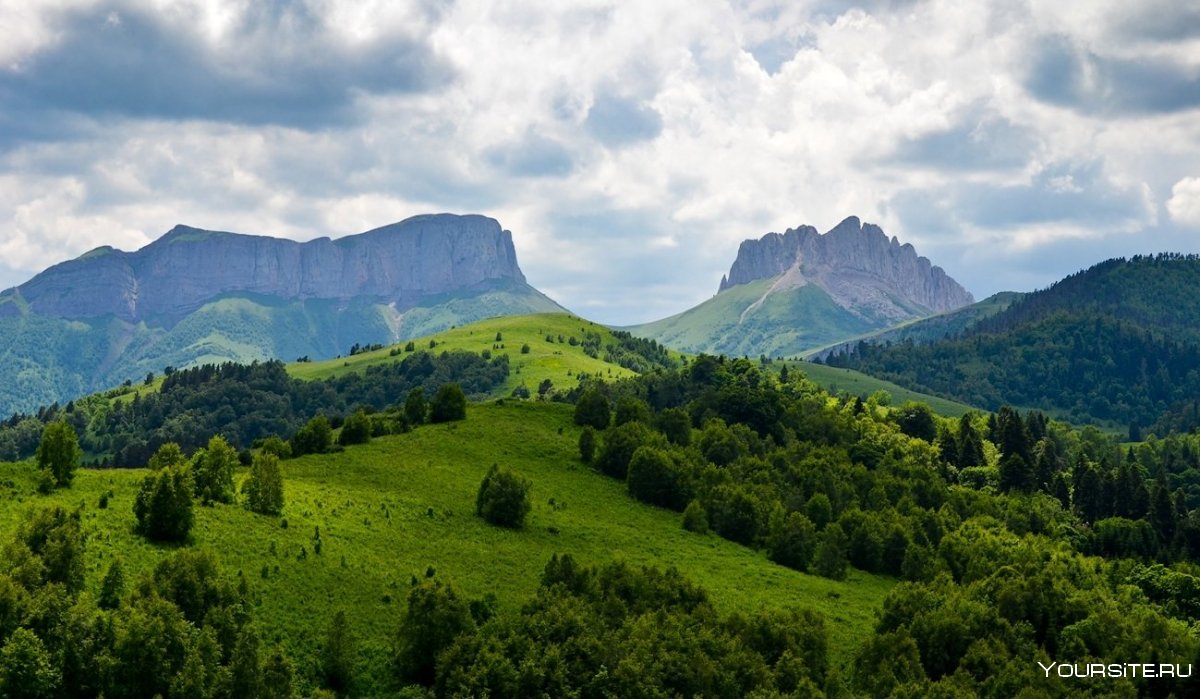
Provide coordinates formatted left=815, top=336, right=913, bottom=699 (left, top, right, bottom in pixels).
left=825, top=254, right=1200, bottom=431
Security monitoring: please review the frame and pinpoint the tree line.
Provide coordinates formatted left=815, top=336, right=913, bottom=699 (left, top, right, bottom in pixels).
left=0, top=351, right=507, bottom=468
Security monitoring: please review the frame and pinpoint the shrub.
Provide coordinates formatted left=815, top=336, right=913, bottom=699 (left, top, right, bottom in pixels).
left=405, top=388, right=428, bottom=425
left=614, top=397, right=651, bottom=426
left=769, top=512, right=817, bottom=572
left=578, top=427, right=596, bottom=463
left=596, top=421, right=653, bottom=480
left=292, top=416, right=332, bottom=456
left=430, top=384, right=467, bottom=423
left=148, top=442, right=187, bottom=470
left=573, top=389, right=611, bottom=430
left=258, top=436, right=292, bottom=460
left=475, top=465, right=531, bottom=528
left=682, top=500, right=708, bottom=533
left=627, top=446, right=689, bottom=510
left=813, top=524, right=849, bottom=581
left=338, top=409, right=372, bottom=446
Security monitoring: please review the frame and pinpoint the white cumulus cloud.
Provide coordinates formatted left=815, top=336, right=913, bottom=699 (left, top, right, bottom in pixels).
left=1167, top=177, right=1200, bottom=226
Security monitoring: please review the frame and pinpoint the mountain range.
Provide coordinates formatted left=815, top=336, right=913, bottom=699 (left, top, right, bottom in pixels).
left=0, top=214, right=563, bottom=414
left=10, top=209, right=1195, bottom=433
left=627, top=216, right=974, bottom=357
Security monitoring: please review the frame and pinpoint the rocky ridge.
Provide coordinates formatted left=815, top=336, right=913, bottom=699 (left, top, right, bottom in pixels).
left=9, top=213, right=529, bottom=323
left=718, top=216, right=973, bottom=323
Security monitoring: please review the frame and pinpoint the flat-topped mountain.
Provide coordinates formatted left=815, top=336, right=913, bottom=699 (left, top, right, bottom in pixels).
left=629, top=216, right=973, bottom=357
left=0, top=214, right=565, bottom=414
left=13, top=214, right=530, bottom=323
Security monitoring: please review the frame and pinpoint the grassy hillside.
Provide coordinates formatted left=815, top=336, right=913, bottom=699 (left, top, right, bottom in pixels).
left=289, top=313, right=669, bottom=398
left=626, top=278, right=884, bottom=358
left=795, top=361, right=979, bottom=417
left=0, top=401, right=892, bottom=692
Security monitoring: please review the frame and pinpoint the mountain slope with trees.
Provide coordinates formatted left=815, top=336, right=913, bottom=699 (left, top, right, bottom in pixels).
left=824, top=254, right=1200, bottom=431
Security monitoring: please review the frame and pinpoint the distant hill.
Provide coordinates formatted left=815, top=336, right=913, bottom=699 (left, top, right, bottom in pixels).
left=627, top=216, right=973, bottom=357
left=823, top=254, right=1200, bottom=431
left=0, top=313, right=677, bottom=466
left=0, top=214, right=565, bottom=414
left=806, top=291, right=1023, bottom=361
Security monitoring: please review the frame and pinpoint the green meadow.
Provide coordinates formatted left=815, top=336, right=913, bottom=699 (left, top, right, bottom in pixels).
left=287, top=313, right=649, bottom=397
left=0, top=400, right=893, bottom=692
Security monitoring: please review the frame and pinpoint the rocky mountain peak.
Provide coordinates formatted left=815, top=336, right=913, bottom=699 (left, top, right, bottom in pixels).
left=11, top=213, right=531, bottom=323
left=717, top=217, right=974, bottom=319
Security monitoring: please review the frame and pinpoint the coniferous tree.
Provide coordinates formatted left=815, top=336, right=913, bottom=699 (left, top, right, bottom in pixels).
left=956, top=414, right=986, bottom=469
left=1074, top=465, right=1105, bottom=524
left=134, top=464, right=194, bottom=542
left=996, top=406, right=1032, bottom=466
left=99, top=559, right=125, bottom=610
left=322, top=610, right=355, bottom=694
left=999, top=453, right=1035, bottom=493
left=935, top=426, right=959, bottom=467
left=1149, top=469, right=1177, bottom=543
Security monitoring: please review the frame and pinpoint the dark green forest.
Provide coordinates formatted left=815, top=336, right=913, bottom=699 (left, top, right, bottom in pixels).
left=0, top=351, right=509, bottom=468
left=823, top=254, right=1200, bottom=432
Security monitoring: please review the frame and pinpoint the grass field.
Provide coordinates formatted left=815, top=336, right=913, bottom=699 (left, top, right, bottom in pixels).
left=0, top=400, right=892, bottom=693
left=795, top=361, right=979, bottom=417
left=288, top=313, right=652, bottom=399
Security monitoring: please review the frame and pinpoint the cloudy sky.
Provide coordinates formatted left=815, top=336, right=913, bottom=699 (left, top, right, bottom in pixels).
left=2, top=0, right=1199, bottom=324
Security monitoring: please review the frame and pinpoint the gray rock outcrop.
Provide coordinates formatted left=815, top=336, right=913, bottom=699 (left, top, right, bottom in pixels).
left=11, top=214, right=530, bottom=322
left=718, top=216, right=973, bottom=320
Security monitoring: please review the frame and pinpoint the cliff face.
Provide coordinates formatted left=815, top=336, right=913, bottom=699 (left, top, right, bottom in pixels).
left=718, top=216, right=974, bottom=320
left=13, top=214, right=529, bottom=322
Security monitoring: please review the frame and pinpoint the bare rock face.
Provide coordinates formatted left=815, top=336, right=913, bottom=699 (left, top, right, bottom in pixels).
left=12, top=214, right=530, bottom=322
left=718, top=216, right=973, bottom=322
